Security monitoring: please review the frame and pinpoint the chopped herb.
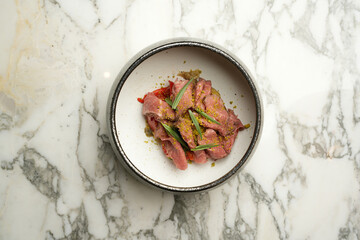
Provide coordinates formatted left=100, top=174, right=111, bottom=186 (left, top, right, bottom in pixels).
left=160, top=123, right=189, bottom=150
left=188, top=110, right=202, bottom=139
left=165, top=98, right=173, bottom=106
left=244, top=123, right=250, bottom=129
left=211, top=162, right=215, bottom=167
left=172, top=77, right=195, bottom=109
left=191, top=144, right=218, bottom=151
left=195, top=108, right=220, bottom=125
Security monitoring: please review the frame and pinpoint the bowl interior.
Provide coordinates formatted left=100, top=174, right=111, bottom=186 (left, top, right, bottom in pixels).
left=114, top=45, right=257, bottom=189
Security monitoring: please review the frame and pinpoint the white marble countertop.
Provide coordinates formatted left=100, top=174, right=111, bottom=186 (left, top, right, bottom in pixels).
left=1, top=0, right=359, bottom=239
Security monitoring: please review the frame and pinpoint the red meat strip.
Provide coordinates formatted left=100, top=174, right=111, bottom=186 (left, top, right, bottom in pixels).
left=162, top=138, right=188, bottom=170
left=193, top=150, right=207, bottom=164
left=223, top=110, right=244, bottom=153
left=197, top=94, right=229, bottom=136
left=175, top=117, right=196, bottom=148
left=175, top=116, right=207, bottom=164
left=194, top=78, right=212, bottom=110
left=142, top=92, right=175, bottom=121
left=145, top=117, right=187, bottom=170
left=171, top=78, right=194, bottom=117
left=198, top=129, right=228, bottom=160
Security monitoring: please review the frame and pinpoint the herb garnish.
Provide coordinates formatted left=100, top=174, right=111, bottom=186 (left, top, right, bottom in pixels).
left=188, top=110, right=202, bottom=139
left=172, top=77, right=195, bottom=109
left=160, top=122, right=189, bottom=150
left=191, top=144, right=218, bottom=151
left=195, top=108, right=221, bottom=125
left=165, top=98, right=173, bottom=106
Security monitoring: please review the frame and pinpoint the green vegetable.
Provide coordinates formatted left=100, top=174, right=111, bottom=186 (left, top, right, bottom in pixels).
left=188, top=110, right=202, bottom=139
left=160, top=122, right=189, bottom=150
left=191, top=144, right=219, bottom=151
left=195, top=108, right=221, bottom=125
left=172, top=77, right=195, bottom=109
left=165, top=98, right=173, bottom=106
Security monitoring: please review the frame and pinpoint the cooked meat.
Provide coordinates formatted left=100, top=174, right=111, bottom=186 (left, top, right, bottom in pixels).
left=198, top=129, right=228, bottom=160
left=194, top=78, right=212, bottom=110
left=196, top=94, right=229, bottom=136
left=227, top=109, right=244, bottom=133
left=146, top=116, right=187, bottom=170
left=142, top=92, right=175, bottom=121
left=193, top=150, right=207, bottom=164
left=162, top=138, right=188, bottom=170
left=175, top=116, right=196, bottom=148
left=222, top=110, right=244, bottom=153
left=176, top=115, right=207, bottom=164
left=171, top=78, right=194, bottom=117
left=142, top=75, right=245, bottom=170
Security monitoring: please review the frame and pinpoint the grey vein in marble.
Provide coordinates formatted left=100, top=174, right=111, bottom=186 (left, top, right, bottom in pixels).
left=0, top=0, right=359, bottom=239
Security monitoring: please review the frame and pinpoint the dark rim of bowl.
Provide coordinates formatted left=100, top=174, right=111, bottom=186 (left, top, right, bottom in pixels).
left=109, top=40, right=262, bottom=193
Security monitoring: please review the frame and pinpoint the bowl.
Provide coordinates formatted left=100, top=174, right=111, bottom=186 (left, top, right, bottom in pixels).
left=107, top=38, right=263, bottom=193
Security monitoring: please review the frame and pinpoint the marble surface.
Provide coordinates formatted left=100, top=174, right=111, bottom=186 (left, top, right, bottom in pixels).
left=0, top=0, right=359, bottom=239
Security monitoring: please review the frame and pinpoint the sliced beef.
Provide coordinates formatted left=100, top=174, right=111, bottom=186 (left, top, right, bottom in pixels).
left=223, top=110, right=244, bottom=153
left=146, top=116, right=187, bottom=170
left=203, top=94, right=229, bottom=126
left=227, top=109, right=244, bottom=133
left=146, top=116, right=167, bottom=140
left=194, top=78, right=212, bottom=110
left=162, top=138, right=187, bottom=170
left=198, top=129, right=227, bottom=160
left=143, top=92, right=175, bottom=121
left=223, top=133, right=237, bottom=154
left=175, top=115, right=207, bottom=164
left=171, top=78, right=194, bottom=117
left=175, top=116, right=196, bottom=148
left=197, top=94, right=229, bottom=136
left=193, top=150, right=207, bottom=164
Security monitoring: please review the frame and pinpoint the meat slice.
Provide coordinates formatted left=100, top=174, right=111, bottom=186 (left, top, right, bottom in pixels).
left=203, top=94, right=229, bottom=126
left=171, top=78, right=194, bottom=117
left=198, top=129, right=227, bottom=160
left=175, top=116, right=207, bottom=164
left=162, top=138, right=188, bottom=170
left=146, top=116, right=187, bottom=170
left=143, top=92, right=175, bottom=121
left=146, top=116, right=167, bottom=140
left=222, top=110, right=244, bottom=153
left=194, top=78, right=212, bottom=110
left=175, top=116, right=196, bottom=148
left=193, top=150, right=207, bottom=164
left=227, top=109, right=244, bottom=133
left=197, top=94, right=229, bottom=136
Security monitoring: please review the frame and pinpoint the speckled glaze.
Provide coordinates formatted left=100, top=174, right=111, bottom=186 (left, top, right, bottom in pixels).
left=107, top=38, right=263, bottom=193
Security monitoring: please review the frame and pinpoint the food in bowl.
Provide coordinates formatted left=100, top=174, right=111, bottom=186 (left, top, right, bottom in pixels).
left=139, top=70, right=246, bottom=170
left=107, top=38, right=263, bottom=192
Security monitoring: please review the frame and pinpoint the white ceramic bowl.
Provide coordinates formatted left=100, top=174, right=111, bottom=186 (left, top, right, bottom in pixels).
left=107, top=38, right=263, bottom=193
